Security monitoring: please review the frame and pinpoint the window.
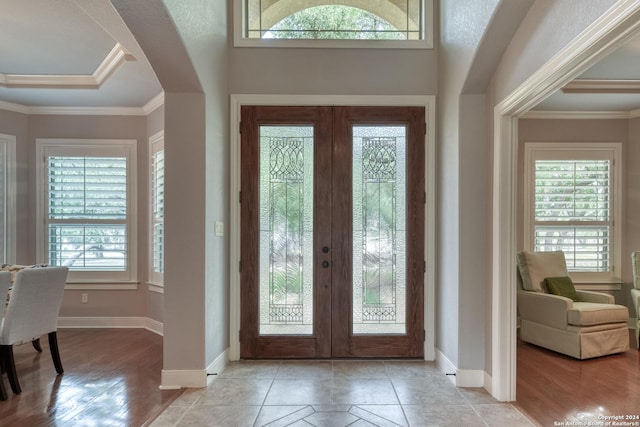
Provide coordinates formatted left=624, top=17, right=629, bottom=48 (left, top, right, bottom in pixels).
left=235, top=0, right=433, bottom=48
left=0, top=134, right=16, bottom=264
left=36, top=139, right=137, bottom=284
left=524, top=142, right=621, bottom=283
left=149, top=132, right=164, bottom=286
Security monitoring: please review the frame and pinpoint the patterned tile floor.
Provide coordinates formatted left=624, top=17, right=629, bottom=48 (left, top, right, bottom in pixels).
left=150, top=360, right=535, bottom=427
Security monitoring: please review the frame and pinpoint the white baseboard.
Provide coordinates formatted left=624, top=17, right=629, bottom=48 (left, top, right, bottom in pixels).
left=205, top=349, right=229, bottom=386
left=58, top=316, right=164, bottom=336
left=435, top=348, right=459, bottom=385
left=160, top=369, right=207, bottom=389
left=435, top=348, right=486, bottom=388
left=484, top=371, right=493, bottom=395
left=160, top=348, right=229, bottom=390
left=456, top=369, right=485, bottom=387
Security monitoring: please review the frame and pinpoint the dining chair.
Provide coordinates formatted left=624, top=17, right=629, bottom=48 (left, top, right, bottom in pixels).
left=0, top=271, right=11, bottom=401
left=0, top=266, right=68, bottom=395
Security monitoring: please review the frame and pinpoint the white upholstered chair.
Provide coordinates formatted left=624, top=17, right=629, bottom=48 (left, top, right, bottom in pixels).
left=630, top=252, right=640, bottom=349
left=517, top=251, right=629, bottom=359
left=0, top=266, right=68, bottom=395
left=0, top=271, right=11, bottom=401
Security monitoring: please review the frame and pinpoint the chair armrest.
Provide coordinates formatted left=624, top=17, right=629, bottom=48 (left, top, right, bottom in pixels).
left=517, top=290, right=570, bottom=330
left=575, top=290, right=614, bottom=304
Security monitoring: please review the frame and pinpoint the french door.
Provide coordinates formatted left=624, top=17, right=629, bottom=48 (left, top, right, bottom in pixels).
left=240, top=106, right=425, bottom=358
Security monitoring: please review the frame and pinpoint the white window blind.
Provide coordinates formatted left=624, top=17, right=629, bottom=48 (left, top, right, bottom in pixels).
left=47, top=156, right=127, bottom=271
left=524, top=142, right=621, bottom=282
left=151, top=145, right=164, bottom=277
left=37, top=139, right=137, bottom=284
left=0, top=142, right=7, bottom=263
left=0, top=134, right=16, bottom=265
left=534, top=160, right=611, bottom=272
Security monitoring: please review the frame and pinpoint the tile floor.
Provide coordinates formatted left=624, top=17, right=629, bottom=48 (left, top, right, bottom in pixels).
left=150, top=360, right=536, bottom=426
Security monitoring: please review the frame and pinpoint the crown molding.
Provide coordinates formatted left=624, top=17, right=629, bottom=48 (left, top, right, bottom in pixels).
left=0, top=43, right=133, bottom=89
left=562, top=78, right=640, bottom=93
left=0, top=99, right=29, bottom=114
left=142, top=92, right=165, bottom=115
left=0, top=91, right=164, bottom=116
left=28, top=105, right=148, bottom=116
left=521, top=110, right=631, bottom=120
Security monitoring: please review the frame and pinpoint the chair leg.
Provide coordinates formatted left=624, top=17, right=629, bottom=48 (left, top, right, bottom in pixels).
left=0, top=373, right=7, bottom=401
left=48, top=332, right=64, bottom=374
left=0, top=345, right=20, bottom=394
left=32, top=338, right=42, bottom=353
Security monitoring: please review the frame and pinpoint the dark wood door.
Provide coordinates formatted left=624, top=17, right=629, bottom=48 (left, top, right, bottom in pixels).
left=240, top=105, right=425, bottom=359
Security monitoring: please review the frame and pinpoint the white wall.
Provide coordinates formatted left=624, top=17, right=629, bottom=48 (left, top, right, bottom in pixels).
left=438, top=0, right=501, bottom=372
left=162, top=0, right=230, bottom=369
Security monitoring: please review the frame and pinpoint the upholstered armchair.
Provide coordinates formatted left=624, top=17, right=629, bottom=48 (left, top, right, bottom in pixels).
left=517, top=251, right=629, bottom=359
left=630, top=252, right=640, bottom=349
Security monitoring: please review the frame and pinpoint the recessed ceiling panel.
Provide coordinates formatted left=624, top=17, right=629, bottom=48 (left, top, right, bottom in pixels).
left=0, top=0, right=116, bottom=75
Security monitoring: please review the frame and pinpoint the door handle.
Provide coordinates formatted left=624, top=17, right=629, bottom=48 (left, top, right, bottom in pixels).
left=322, top=246, right=330, bottom=253
left=322, top=261, right=330, bottom=268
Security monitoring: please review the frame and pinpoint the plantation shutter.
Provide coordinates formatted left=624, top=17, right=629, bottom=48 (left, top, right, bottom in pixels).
left=0, top=143, right=6, bottom=263
left=47, top=156, right=127, bottom=271
left=151, top=148, right=164, bottom=274
left=533, top=159, right=611, bottom=272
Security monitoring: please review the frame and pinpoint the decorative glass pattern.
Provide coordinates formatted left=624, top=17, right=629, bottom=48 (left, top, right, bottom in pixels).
left=245, top=1, right=423, bottom=41
left=259, top=126, right=314, bottom=335
left=352, top=126, right=406, bottom=334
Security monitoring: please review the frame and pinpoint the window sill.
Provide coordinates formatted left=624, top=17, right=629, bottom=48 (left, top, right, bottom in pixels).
left=234, top=38, right=434, bottom=49
left=65, top=281, right=139, bottom=290
left=574, top=282, right=622, bottom=291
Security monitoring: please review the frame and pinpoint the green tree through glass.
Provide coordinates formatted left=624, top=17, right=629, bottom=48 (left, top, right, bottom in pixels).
left=266, top=6, right=406, bottom=40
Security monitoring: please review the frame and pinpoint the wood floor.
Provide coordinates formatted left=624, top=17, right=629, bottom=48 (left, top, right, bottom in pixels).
left=514, top=330, right=640, bottom=427
left=0, top=328, right=181, bottom=427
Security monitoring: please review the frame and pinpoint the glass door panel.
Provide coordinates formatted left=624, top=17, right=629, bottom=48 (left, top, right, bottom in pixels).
left=352, top=126, right=407, bottom=335
left=259, top=126, right=314, bottom=335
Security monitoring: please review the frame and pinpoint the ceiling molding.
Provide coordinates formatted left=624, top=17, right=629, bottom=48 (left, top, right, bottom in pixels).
left=142, top=92, right=165, bottom=115
left=562, top=78, right=640, bottom=93
left=28, top=105, right=148, bottom=116
left=0, top=99, right=29, bottom=114
left=522, top=110, right=631, bottom=120
left=0, top=91, right=163, bottom=116
left=0, top=43, right=134, bottom=89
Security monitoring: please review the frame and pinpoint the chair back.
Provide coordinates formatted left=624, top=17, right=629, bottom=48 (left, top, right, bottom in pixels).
left=0, top=267, right=68, bottom=345
left=0, top=271, right=11, bottom=319
left=633, top=252, right=640, bottom=289
left=516, top=250, right=568, bottom=293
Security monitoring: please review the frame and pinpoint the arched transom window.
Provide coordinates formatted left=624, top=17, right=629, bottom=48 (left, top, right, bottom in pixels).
left=237, top=0, right=432, bottom=47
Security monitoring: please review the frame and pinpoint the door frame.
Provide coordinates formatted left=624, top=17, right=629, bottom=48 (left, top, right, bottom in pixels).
left=229, top=94, right=436, bottom=361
